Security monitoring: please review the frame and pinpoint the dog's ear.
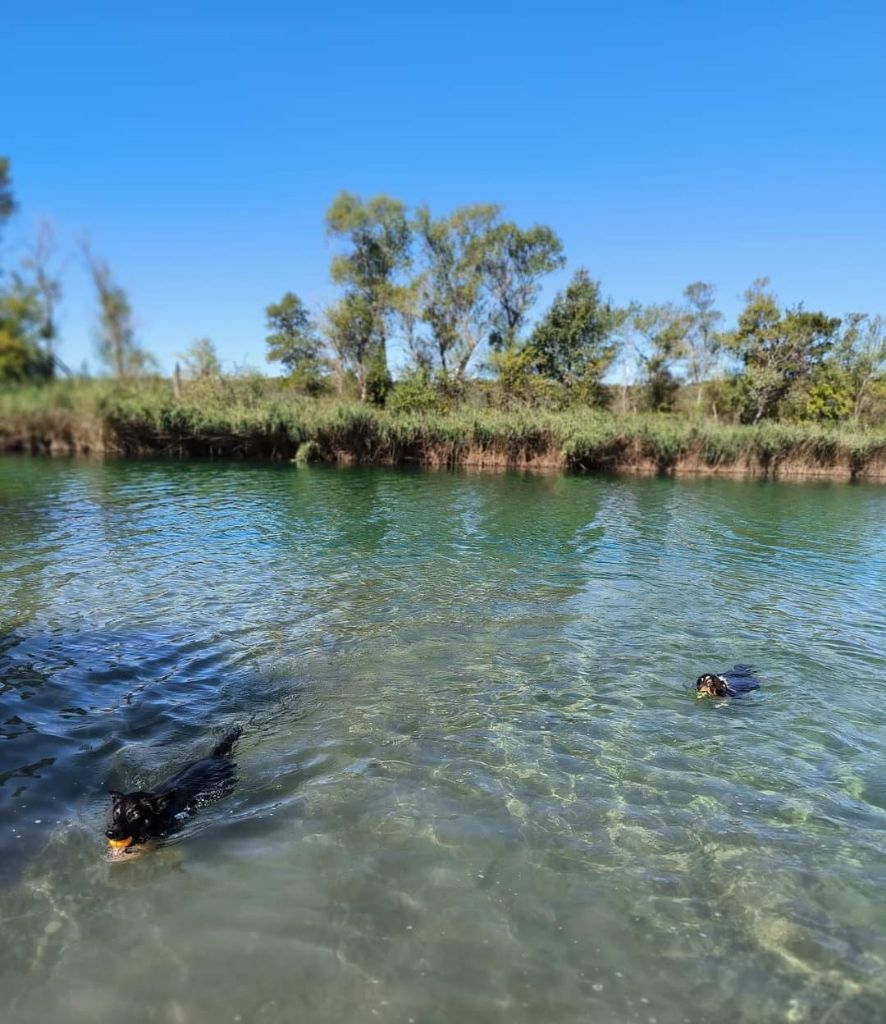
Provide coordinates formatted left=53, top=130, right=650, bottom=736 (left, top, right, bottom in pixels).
left=109, top=790, right=124, bottom=802
left=145, top=792, right=174, bottom=815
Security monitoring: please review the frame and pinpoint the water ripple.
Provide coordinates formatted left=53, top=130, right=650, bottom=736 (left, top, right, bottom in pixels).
left=0, top=459, right=883, bottom=1024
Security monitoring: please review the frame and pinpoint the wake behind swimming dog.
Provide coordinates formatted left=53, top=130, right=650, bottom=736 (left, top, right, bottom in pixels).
left=105, top=727, right=241, bottom=857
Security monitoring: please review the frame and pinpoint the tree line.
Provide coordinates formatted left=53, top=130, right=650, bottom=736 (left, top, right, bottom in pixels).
left=263, top=192, right=884, bottom=424
left=1, top=157, right=883, bottom=425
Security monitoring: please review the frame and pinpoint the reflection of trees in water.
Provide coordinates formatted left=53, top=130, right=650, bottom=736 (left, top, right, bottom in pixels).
left=0, top=459, right=77, bottom=633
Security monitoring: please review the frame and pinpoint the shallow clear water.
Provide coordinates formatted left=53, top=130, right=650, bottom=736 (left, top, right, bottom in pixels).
left=0, top=456, right=884, bottom=1024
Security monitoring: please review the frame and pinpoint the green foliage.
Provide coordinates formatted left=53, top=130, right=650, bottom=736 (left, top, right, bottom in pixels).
left=326, top=192, right=411, bottom=295
left=0, top=156, right=15, bottom=251
left=0, top=277, right=54, bottom=383
left=834, top=313, right=886, bottom=423
left=723, top=280, right=841, bottom=423
left=701, top=376, right=743, bottom=419
left=2, top=379, right=884, bottom=476
left=484, top=222, right=565, bottom=351
left=364, top=341, right=392, bottom=406
left=413, top=203, right=499, bottom=379
left=0, top=161, right=53, bottom=383
left=412, top=203, right=564, bottom=383
left=783, top=364, right=854, bottom=422
left=20, top=220, right=62, bottom=363
left=530, top=269, right=626, bottom=405
left=325, top=192, right=411, bottom=401
left=179, top=337, right=221, bottom=379
left=0, top=332, right=54, bottom=383
left=487, top=344, right=560, bottom=410
left=264, top=291, right=327, bottom=393
left=293, top=439, right=321, bottom=465
left=83, top=245, right=155, bottom=378
left=631, top=304, right=688, bottom=411
left=325, top=292, right=378, bottom=402
left=387, top=369, right=449, bottom=415
left=682, top=282, right=722, bottom=406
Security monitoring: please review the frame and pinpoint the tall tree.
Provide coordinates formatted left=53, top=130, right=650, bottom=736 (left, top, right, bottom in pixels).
left=396, top=275, right=434, bottom=372
left=682, top=281, right=722, bottom=407
left=0, top=275, right=54, bottom=382
left=324, top=292, right=377, bottom=401
left=836, top=313, right=886, bottom=422
left=0, top=157, right=15, bottom=258
left=484, top=222, right=565, bottom=351
left=630, top=304, right=688, bottom=411
left=724, top=279, right=841, bottom=423
left=22, top=219, right=62, bottom=365
left=326, top=192, right=410, bottom=399
left=414, top=204, right=564, bottom=382
left=82, top=243, right=155, bottom=378
left=265, top=291, right=326, bottom=393
left=179, top=337, right=221, bottom=378
left=413, top=203, right=500, bottom=380
left=530, top=269, right=628, bottom=404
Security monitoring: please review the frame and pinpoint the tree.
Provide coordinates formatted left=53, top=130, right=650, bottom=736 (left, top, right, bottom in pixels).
left=264, top=291, right=327, bottom=392
left=82, top=243, right=156, bottom=378
left=630, top=304, right=688, bottom=411
left=22, top=219, right=63, bottom=366
left=484, top=221, right=565, bottom=351
left=396, top=275, right=434, bottom=372
left=414, top=204, right=564, bottom=383
left=324, top=292, right=377, bottom=401
left=0, top=275, right=54, bottom=382
left=179, top=337, right=221, bottom=378
left=0, top=157, right=15, bottom=257
left=326, top=192, right=411, bottom=399
left=723, top=280, right=841, bottom=423
left=530, top=269, right=628, bottom=405
left=413, top=203, right=499, bottom=380
left=836, top=313, right=885, bottom=423
left=785, top=363, right=854, bottom=422
left=682, top=282, right=722, bottom=407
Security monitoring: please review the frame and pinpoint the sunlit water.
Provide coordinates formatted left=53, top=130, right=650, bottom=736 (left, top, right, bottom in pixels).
left=0, top=456, right=884, bottom=1024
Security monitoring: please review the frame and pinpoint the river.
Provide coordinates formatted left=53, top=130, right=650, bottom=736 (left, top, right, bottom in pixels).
left=1, top=457, right=884, bottom=1024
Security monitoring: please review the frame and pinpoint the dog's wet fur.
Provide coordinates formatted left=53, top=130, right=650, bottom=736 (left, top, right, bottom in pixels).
left=106, top=728, right=241, bottom=856
left=695, top=665, right=760, bottom=698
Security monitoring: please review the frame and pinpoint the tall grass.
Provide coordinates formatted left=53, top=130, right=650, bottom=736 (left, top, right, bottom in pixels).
left=1, top=378, right=885, bottom=477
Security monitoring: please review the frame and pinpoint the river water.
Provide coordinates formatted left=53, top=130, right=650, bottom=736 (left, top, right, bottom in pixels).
left=0, top=457, right=884, bottom=1024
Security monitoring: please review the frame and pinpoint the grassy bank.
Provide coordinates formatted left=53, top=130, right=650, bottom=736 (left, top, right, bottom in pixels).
left=1, top=379, right=885, bottom=480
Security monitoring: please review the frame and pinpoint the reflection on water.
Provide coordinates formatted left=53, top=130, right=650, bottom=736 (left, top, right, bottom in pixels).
left=0, top=457, right=884, bottom=1024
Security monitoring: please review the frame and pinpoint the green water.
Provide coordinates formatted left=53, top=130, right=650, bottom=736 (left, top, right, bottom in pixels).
left=0, top=457, right=884, bottom=1024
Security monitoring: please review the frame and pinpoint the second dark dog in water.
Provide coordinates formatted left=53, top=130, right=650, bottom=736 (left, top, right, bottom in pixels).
left=695, top=665, right=760, bottom=698
left=105, top=727, right=241, bottom=857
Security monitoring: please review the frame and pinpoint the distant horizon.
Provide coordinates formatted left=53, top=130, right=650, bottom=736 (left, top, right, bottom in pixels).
left=6, top=1, right=884, bottom=375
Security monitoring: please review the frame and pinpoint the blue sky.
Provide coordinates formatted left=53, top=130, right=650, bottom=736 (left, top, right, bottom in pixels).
left=5, top=1, right=885, bottom=374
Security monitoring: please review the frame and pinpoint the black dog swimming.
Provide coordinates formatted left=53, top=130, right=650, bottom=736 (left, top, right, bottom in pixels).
left=695, top=665, right=760, bottom=698
left=105, top=727, right=241, bottom=857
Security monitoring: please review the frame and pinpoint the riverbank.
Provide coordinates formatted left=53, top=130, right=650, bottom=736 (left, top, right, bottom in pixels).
left=2, top=380, right=885, bottom=480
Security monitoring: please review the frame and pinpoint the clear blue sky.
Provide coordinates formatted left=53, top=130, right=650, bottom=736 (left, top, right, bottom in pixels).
left=5, top=0, right=885, bottom=374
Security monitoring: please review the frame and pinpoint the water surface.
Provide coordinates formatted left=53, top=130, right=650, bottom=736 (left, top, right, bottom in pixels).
left=1, top=457, right=884, bottom=1024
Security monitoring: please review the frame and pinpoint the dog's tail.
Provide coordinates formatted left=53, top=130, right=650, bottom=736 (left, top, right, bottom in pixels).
left=211, top=727, right=242, bottom=758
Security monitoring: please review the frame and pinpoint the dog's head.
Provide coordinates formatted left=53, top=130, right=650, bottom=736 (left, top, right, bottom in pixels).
left=695, top=673, right=733, bottom=698
left=106, top=790, right=175, bottom=854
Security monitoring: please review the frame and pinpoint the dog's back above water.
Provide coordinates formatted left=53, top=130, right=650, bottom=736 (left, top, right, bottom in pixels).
left=105, top=727, right=241, bottom=858
left=695, top=665, right=761, bottom=698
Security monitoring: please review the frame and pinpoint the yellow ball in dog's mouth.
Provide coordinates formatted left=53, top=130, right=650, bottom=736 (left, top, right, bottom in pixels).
left=107, top=837, right=133, bottom=851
